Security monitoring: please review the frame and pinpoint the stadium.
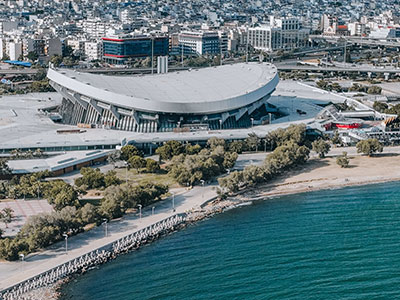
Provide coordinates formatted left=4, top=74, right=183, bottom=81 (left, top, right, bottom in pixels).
left=47, top=62, right=279, bottom=132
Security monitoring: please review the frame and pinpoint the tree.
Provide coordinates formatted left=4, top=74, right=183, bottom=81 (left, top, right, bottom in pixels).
left=0, top=159, right=10, bottom=175
left=74, top=168, right=105, bottom=189
left=0, top=208, right=14, bottom=228
left=44, top=181, right=79, bottom=210
left=120, top=145, right=142, bottom=161
left=367, top=86, right=382, bottom=95
left=50, top=55, right=63, bottom=67
left=155, top=141, right=184, bottom=161
left=228, top=141, right=244, bottom=154
left=356, top=139, right=383, bottom=156
left=63, top=45, right=74, bottom=57
left=107, top=150, right=121, bottom=166
left=223, top=152, right=238, bottom=169
left=128, top=155, right=146, bottom=172
left=207, top=137, right=226, bottom=150
left=104, top=170, right=121, bottom=187
left=266, top=124, right=307, bottom=149
left=331, top=131, right=342, bottom=146
left=145, top=159, right=160, bottom=173
left=185, top=144, right=201, bottom=155
left=317, top=80, right=329, bottom=89
left=0, top=238, right=24, bottom=261
left=336, top=152, right=350, bottom=168
left=33, top=149, right=44, bottom=159
left=27, top=51, right=38, bottom=62
left=78, top=203, right=99, bottom=224
left=373, top=101, right=388, bottom=113
left=246, top=133, right=260, bottom=152
left=312, top=139, right=331, bottom=158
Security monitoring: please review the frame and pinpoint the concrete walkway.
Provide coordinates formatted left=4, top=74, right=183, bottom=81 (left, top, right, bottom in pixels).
left=3, top=147, right=400, bottom=291
left=0, top=183, right=218, bottom=291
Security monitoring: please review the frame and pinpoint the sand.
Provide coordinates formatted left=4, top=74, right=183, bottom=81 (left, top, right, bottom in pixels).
left=238, top=153, right=400, bottom=200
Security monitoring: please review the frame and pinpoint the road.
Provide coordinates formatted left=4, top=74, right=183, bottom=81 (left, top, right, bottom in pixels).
left=0, top=69, right=38, bottom=75
left=276, top=63, right=400, bottom=73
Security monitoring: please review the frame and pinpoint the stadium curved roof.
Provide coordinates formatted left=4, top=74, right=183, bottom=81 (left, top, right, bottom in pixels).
left=47, top=63, right=278, bottom=114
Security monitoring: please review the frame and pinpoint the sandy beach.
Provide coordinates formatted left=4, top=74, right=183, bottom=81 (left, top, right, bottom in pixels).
left=238, top=152, right=400, bottom=201
left=4, top=148, right=400, bottom=299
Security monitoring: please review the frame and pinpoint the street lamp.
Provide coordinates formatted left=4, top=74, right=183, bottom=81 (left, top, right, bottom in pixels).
left=152, top=206, right=155, bottom=215
left=151, top=36, right=154, bottom=74
left=62, top=233, right=68, bottom=254
left=250, top=117, right=254, bottom=128
left=219, top=119, right=222, bottom=130
left=138, top=204, right=142, bottom=219
left=125, top=161, right=129, bottom=184
left=102, top=219, right=108, bottom=237
left=171, top=192, right=175, bottom=212
left=200, top=179, right=205, bottom=199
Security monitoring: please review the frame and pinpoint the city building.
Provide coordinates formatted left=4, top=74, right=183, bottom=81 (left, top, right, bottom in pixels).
left=248, top=17, right=309, bottom=52
left=102, top=35, right=169, bottom=64
left=8, top=41, right=22, bottom=60
left=178, top=31, right=220, bottom=55
left=85, top=41, right=102, bottom=61
left=47, top=62, right=279, bottom=133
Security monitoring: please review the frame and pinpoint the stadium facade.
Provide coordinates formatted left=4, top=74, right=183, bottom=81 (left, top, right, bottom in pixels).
left=47, top=62, right=279, bottom=132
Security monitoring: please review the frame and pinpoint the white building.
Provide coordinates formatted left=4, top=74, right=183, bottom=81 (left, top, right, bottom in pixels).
left=248, top=17, right=309, bottom=52
left=85, top=41, right=102, bottom=61
left=348, top=22, right=367, bottom=36
left=218, top=31, right=228, bottom=53
left=9, top=42, right=22, bottom=60
left=82, top=19, right=108, bottom=39
left=0, top=39, right=4, bottom=60
left=248, top=26, right=282, bottom=52
left=178, top=31, right=220, bottom=55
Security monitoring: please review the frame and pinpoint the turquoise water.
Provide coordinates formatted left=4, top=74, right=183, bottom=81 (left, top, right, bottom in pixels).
left=61, top=182, right=400, bottom=300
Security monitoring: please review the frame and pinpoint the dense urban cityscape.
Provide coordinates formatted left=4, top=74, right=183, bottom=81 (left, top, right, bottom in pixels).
left=2, top=0, right=400, bottom=299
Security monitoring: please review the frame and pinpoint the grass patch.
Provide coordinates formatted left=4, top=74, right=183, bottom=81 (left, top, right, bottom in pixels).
left=114, top=168, right=179, bottom=188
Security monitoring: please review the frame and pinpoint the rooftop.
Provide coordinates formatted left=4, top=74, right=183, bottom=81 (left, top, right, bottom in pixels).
left=49, top=63, right=277, bottom=104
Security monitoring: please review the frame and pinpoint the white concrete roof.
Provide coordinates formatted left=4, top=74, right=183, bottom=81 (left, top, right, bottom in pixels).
left=7, top=150, right=114, bottom=174
left=47, top=63, right=279, bottom=114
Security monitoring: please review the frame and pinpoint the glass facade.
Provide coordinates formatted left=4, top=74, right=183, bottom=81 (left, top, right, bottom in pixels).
left=103, top=37, right=169, bottom=62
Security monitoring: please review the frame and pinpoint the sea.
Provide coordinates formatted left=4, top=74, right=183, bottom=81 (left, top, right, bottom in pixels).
left=60, top=181, right=400, bottom=300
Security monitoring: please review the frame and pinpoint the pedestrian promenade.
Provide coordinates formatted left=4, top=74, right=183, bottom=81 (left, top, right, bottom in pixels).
left=0, top=183, right=218, bottom=292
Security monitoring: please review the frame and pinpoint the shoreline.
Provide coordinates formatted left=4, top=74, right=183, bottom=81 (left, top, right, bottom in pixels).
left=237, top=176, right=400, bottom=202
left=55, top=174, right=400, bottom=299
left=8, top=154, right=400, bottom=299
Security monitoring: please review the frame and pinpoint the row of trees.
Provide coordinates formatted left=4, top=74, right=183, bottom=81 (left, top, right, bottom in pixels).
left=74, top=168, right=121, bottom=190
left=218, top=124, right=310, bottom=194
left=350, top=83, right=382, bottom=95
left=99, top=182, right=168, bottom=219
left=0, top=179, right=169, bottom=261
left=219, top=141, right=310, bottom=194
left=9, top=149, right=44, bottom=160
left=168, top=146, right=238, bottom=186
